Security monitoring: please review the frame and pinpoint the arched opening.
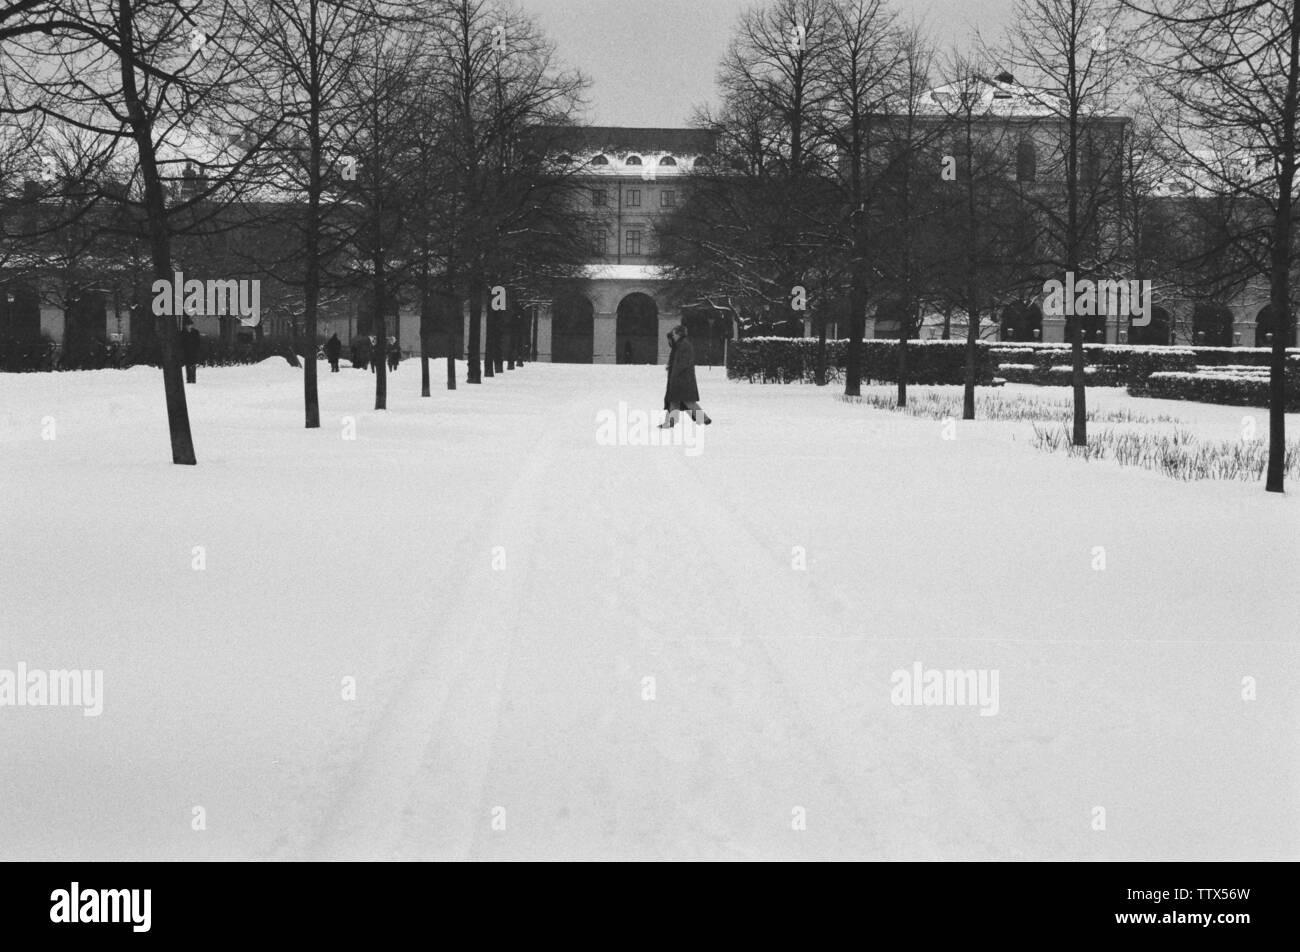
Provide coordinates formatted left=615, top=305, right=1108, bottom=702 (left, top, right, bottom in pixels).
left=616, top=292, right=659, bottom=364
left=551, top=291, right=593, bottom=363
left=659, top=155, right=677, bottom=166
left=999, top=301, right=1043, bottom=341
left=1128, top=305, right=1171, bottom=345
left=1255, top=304, right=1296, bottom=347
left=625, top=155, right=643, bottom=166
left=590, top=154, right=609, bottom=166
left=0, top=280, right=41, bottom=342
left=423, top=291, right=463, bottom=359
left=1192, top=302, right=1234, bottom=346
left=63, top=289, right=107, bottom=360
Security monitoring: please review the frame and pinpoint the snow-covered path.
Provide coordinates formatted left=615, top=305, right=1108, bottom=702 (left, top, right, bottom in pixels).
left=1, top=362, right=1296, bottom=860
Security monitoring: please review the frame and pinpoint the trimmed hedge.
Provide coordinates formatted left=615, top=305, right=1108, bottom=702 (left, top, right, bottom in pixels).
left=1132, top=370, right=1300, bottom=411
left=726, top=337, right=994, bottom=385
left=1188, top=346, right=1300, bottom=368
left=989, top=343, right=1196, bottom=382
left=0, top=334, right=300, bottom=372
left=997, top=363, right=1126, bottom=386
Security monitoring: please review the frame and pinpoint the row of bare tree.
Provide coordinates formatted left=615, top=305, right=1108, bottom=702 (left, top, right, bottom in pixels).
left=657, top=0, right=1298, bottom=493
left=1, top=0, right=590, bottom=463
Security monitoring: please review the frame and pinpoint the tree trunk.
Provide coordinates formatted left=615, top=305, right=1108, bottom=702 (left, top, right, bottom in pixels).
left=373, top=265, right=387, bottom=410
left=118, top=0, right=195, bottom=464
left=1266, top=17, right=1299, bottom=492
left=897, top=304, right=911, bottom=408
left=466, top=284, right=482, bottom=383
left=483, top=306, right=496, bottom=377
left=844, top=271, right=865, bottom=397
left=1070, top=317, right=1087, bottom=445
left=815, top=316, right=827, bottom=386
left=301, top=0, right=321, bottom=429
left=962, top=301, right=979, bottom=420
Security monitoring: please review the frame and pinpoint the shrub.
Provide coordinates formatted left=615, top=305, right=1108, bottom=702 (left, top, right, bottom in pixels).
left=990, top=343, right=1195, bottom=383
left=1130, top=368, right=1300, bottom=411
left=1188, top=346, right=1300, bottom=368
left=726, top=337, right=994, bottom=385
left=1030, top=424, right=1300, bottom=482
left=0, top=334, right=299, bottom=372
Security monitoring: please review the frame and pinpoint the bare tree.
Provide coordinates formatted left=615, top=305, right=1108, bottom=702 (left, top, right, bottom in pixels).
left=1127, top=0, right=1300, bottom=492
left=1002, top=0, right=1127, bottom=446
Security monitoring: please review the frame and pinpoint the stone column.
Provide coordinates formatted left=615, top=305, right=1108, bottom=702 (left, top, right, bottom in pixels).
left=536, top=303, right=553, bottom=362
left=40, top=304, right=64, bottom=343
left=1041, top=315, right=1067, bottom=343
left=593, top=309, right=616, bottom=364
left=658, top=314, right=676, bottom=364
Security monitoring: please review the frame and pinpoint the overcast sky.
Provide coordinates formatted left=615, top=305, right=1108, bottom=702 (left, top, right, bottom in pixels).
left=518, top=0, right=1014, bottom=127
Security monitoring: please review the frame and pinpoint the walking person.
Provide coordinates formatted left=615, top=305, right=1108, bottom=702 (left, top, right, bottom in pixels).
left=181, top=317, right=201, bottom=384
left=368, top=335, right=377, bottom=373
left=325, top=332, right=341, bottom=373
left=659, top=323, right=711, bottom=428
left=387, top=337, right=399, bottom=372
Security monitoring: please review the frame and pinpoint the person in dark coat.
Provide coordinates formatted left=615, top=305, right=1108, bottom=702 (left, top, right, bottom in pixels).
left=659, top=323, right=711, bottom=427
left=181, top=317, right=201, bottom=384
left=368, top=335, right=377, bottom=373
left=387, top=337, right=399, bottom=371
left=325, top=332, right=341, bottom=372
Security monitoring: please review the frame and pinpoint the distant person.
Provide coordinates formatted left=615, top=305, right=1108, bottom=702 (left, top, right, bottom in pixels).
left=181, top=317, right=201, bottom=384
left=387, top=337, right=399, bottom=372
left=368, top=335, right=377, bottom=373
left=659, top=323, right=711, bottom=427
left=623, top=339, right=633, bottom=364
left=325, top=332, right=341, bottom=372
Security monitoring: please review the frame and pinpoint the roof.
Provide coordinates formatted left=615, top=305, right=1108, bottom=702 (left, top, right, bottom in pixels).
left=537, top=126, right=719, bottom=157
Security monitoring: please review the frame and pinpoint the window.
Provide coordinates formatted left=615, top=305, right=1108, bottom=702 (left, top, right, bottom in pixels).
left=592, top=188, right=608, bottom=206
left=591, top=229, right=608, bottom=255
left=626, top=189, right=641, bottom=207
left=1016, top=140, right=1037, bottom=183
left=625, top=229, right=643, bottom=255
left=660, top=190, right=676, bottom=208
left=659, top=156, right=677, bottom=166
left=591, top=154, right=609, bottom=166
left=625, top=155, right=643, bottom=166
left=694, top=156, right=711, bottom=168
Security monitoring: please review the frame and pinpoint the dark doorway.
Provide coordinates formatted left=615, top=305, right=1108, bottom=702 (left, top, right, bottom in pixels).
left=552, top=291, right=594, bottom=363
left=616, top=292, right=658, bottom=364
left=1128, top=305, right=1170, bottom=345
left=1192, top=303, right=1235, bottom=346
left=64, top=289, right=107, bottom=357
left=1255, top=304, right=1296, bottom=347
left=0, top=281, right=41, bottom=341
left=999, top=301, right=1043, bottom=341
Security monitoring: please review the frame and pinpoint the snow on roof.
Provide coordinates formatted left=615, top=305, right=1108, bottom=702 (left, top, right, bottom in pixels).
left=917, top=75, right=1067, bottom=119
left=580, top=264, right=668, bottom=282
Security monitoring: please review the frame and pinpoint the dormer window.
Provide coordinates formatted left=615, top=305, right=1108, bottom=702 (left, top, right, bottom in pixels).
left=625, top=155, right=643, bottom=166
left=659, top=156, right=677, bottom=166
left=694, top=156, right=711, bottom=168
left=591, top=154, right=609, bottom=166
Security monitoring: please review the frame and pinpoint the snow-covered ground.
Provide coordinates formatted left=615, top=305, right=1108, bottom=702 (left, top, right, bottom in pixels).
left=1, top=361, right=1296, bottom=860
